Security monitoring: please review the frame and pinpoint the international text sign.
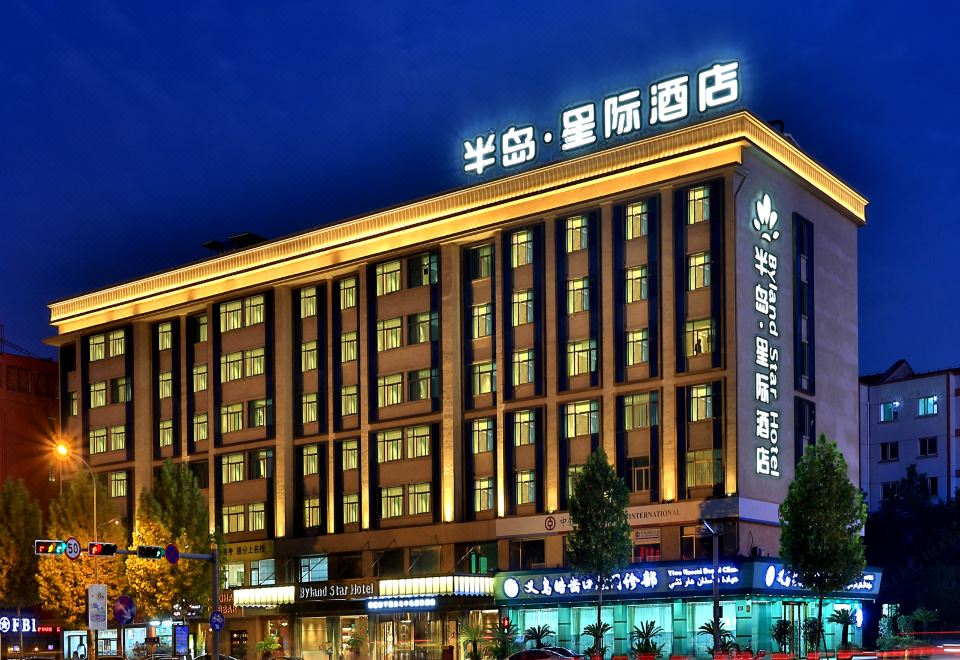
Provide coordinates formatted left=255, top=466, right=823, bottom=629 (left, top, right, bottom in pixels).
left=463, top=61, right=740, bottom=177
left=297, top=580, right=377, bottom=601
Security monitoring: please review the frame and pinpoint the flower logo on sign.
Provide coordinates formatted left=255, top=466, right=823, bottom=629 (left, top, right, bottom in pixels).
left=753, top=193, right=780, bottom=242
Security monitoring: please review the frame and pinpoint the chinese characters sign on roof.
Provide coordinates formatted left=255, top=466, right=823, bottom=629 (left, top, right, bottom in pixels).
left=463, top=61, right=740, bottom=177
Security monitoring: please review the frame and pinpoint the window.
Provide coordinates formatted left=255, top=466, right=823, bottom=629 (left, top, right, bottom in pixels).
left=251, top=558, right=275, bottom=585
left=221, top=402, right=244, bottom=433
left=193, top=413, right=208, bottom=443
left=567, top=339, right=596, bottom=376
left=406, top=425, right=431, bottom=458
left=408, top=311, right=438, bottom=344
left=688, top=252, right=711, bottom=290
left=685, top=319, right=715, bottom=357
left=472, top=418, right=494, bottom=453
left=377, top=317, right=403, bottom=352
left=377, top=429, right=403, bottom=463
left=109, top=471, right=127, bottom=498
left=301, top=341, right=317, bottom=372
left=192, top=315, right=208, bottom=343
left=472, top=304, right=494, bottom=339
left=111, top=377, right=131, bottom=404
left=108, top=330, right=125, bottom=357
left=304, top=497, right=322, bottom=528
left=222, top=453, right=245, bottom=484
left=625, top=201, right=648, bottom=240
left=511, top=230, right=534, bottom=267
left=513, top=350, right=536, bottom=385
left=921, top=475, right=939, bottom=498
left=193, top=364, right=208, bottom=392
left=567, top=465, right=584, bottom=497
left=343, top=493, right=359, bottom=524
left=342, top=440, right=359, bottom=470
left=565, top=400, right=599, bottom=437
left=918, top=396, right=939, bottom=417
left=224, top=562, right=245, bottom=587
left=244, top=348, right=265, bottom=377
left=244, top=295, right=264, bottom=326
left=301, top=392, right=318, bottom=424
left=686, top=449, right=721, bottom=488
left=300, top=555, right=329, bottom=582
left=567, top=277, right=590, bottom=313
left=475, top=477, right=495, bottom=512
left=220, top=300, right=243, bottom=332
left=634, top=540, right=661, bottom=563
left=408, top=369, right=434, bottom=401
left=376, top=260, right=402, bottom=296
left=471, top=245, right=493, bottom=279
left=625, top=266, right=648, bottom=303
left=90, top=381, right=107, bottom=408
left=89, top=427, right=107, bottom=454
left=109, top=425, right=126, bottom=451
left=565, top=215, right=588, bottom=252
left=628, top=456, right=651, bottom=493
left=514, top=409, right=536, bottom=446
left=377, top=373, right=403, bottom=407
left=340, top=331, right=358, bottom=362
left=626, top=329, right=649, bottom=366
left=302, top=444, right=319, bottom=476
left=339, top=277, right=358, bottom=310
left=880, top=441, right=899, bottom=462
left=222, top=504, right=245, bottom=533
left=919, top=436, right=938, bottom=457
left=881, top=482, right=898, bottom=500
left=512, top=290, right=534, bottom=326
left=687, top=185, right=710, bottom=224
left=879, top=402, right=899, bottom=422
left=516, top=470, right=536, bottom=504
left=681, top=525, right=713, bottom=560
left=623, top=392, right=658, bottom=430
left=89, top=335, right=106, bottom=361
left=381, top=486, right=404, bottom=518
left=300, top=287, right=317, bottom=318
left=408, top=253, right=438, bottom=287
left=68, top=391, right=78, bottom=416
left=157, top=322, right=173, bottom=350
left=341, top=385, right=358, bottom=416
left=158, top=419, right=173, bottom=447
left=158, top=371, right=173, bottom=399
left=408, top=483, right=431, bottom=515
left=220, top=351, right=243, bottom=382
left=249, top=398, right=272, bottom=428
left=689, top=384, right=713, bottom=422
left=472, top=361, right=496, bottom=395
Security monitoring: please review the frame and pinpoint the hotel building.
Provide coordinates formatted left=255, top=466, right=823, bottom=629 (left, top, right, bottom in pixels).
left=48, top=110, right=874, bottom=659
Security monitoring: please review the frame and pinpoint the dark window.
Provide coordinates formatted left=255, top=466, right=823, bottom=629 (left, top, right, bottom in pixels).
left=455, top=542, right=499, bottom=574
left=919, top=436, right=938, bottom=457
left=508, top=538, right=545, bottom=570
left=335, top=552, right=362, bottom=579
left=189, top=461, right=209, bottom=489
left=409, top=546, right=441, bottom=575
left=374, top=548, right=405, bottom=577
left=407, top=253, right=438, bottom=288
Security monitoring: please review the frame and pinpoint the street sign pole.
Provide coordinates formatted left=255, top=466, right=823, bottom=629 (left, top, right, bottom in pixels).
left=212, top=545, right=220, bottom=659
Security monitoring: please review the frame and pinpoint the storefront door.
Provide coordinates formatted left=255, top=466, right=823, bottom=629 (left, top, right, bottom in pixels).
left=782, top=602, right=806, bottom=655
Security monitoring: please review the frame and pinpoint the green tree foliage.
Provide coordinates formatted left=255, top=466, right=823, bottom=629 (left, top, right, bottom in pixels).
left=523, top=624, right=555, bottom=649
left=458, top=621, right=484, bottom=660
left=827, top=609, right=855, bottom=648
left=780, top=437, right=866, bottom=653
left=0, top=480, right=42, bottom=607
left=37, top=474, right=127, bottom=627
left=126, top=460, right=215, bottom=618
left=566, top=447, right=632, bottom=655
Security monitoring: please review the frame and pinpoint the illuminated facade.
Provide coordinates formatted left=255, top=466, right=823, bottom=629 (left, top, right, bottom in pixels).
left=49, top=111, right=870, bottom=659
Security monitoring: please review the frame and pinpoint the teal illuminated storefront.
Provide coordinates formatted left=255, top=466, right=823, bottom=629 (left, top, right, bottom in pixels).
left=495, top=560, right=880, bottom=657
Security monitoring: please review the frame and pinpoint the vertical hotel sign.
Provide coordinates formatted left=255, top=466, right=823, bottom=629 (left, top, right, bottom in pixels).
left=751, top=194, right=781, bottom=478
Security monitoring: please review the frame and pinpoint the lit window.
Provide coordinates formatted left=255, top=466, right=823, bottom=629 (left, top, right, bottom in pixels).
left=511, top=230, right=534, bottom=267
left=687, top=185, right=710, bottom=224
left=623, top=393, right=658, bottom=431
left=157, top=322, right=173, bottom=351
left=342, top=440, right=359, bottom=470
left=377, top=373, right=403, bottom=408
left=567, top=339, right=596, bottom=376
left=689, top=384, right=713, bottom=422
left=343, top=493, right=359, bottom=524
left=565, top=216, right=589, bottom=253
left=302, top=444, right=319, bottom=476
left=251, top=558, right=275, bottom=585
left=376, top=261, right=402, bottom=296
left=516, top=470, right=536, bottom=505
left=919, top=436, right=938, bottom=457
left=879, top=441, right=899, bottom=462
left=89, top=335, right=106, bottom=362
left=471, top=245, right=494, bottom=280
left=249, top=398, right=271, bottom=428
left=304, top=497, right=322, bottom=528
left=222, top=505, right=245, bottom=533
left=565, top=400, right=599, bottom=437
left=514, top=409, right=536, bottom=446
left=472, top=361, right=496, bottom=395
left=224, top=561, right=245, bottom=587
left=339, top=278, right=358, bottom=310
left=341, top=385, right=358, bottom=416
left=244, top=295, right=265, bottom=326
left=222, top=453, right=245, bottom=484
left=472, top=304, right=494, bottom=339
left=474, top=477, right=494, bottom=512
left=625, top=266, right=648, bottom=303
left=685, top=319, right=715, bottom=357
left=220, top=300, right=243, bottom=332
left=918, top=396, right=938, bottom=417
left=408, top=483, right=431, bottom=515
left=513, top=349, right=536, bottom=385
left=220, top=351, right=243, bottom=382
left=244, top=347, right=265, bottom=377
left=301, top=341, right=318, bottom=372
left=68, top=391, right=78, bottom=416
left=512, top=290, right=534, bottom=326
left=301, top=393, right=318, bottom=424
left=408, top=253, right=438, bottom=288
left=221, top=402, right=244, bottom=433
left=688, top=252, right=711, bottom=290
left=89, top=427, right=107, bottom=454
left=627, top=456, right=651, bottom=493
left=625, top=201, right=648, bottom=240
left=300, top=287, right=317, bottom=318
left=879, top=402, right=899, bottom=422
left=626, top=329, right=649, bottom=366
left=472, top=418, right=494, bottom=453
left=158, top=371, right=173, bottom=399
left=109, top=425, right=126, bottom=451
left=377, top=429, right=403, bottom=463
left=90, top=381, right=107, bottom=408
left=340, top=331, right=358, bottom=362
left=408, top=311, right=438, bottom=344
left=193, top=364, right=208, bottom=392
left=300, top=555, right=329, bottom=582
left=158, top=419, right=173, bottom=447
left=377, top=317, right=403, bottom=352
left=253, top=449, right=272, bottom=481
left=193, top=413, right=208, bottom=443
left=567, top=277, right=590, bottom=313
left=381, top=486, right=404, bottom=518
left=111, top=377, right=131, bottom=404
left=109, top=471, right=127, bottom=498
left=686, top=449, right=721, bottom=488
left=193, top=315, right=208, bottom=343
left=408, top=369, right=434, bottom=401
left=108, top=330, right=125, bottom=358
left=567, top=465, right=584, bottom=497
left=406, top=425, right=431, bottom=459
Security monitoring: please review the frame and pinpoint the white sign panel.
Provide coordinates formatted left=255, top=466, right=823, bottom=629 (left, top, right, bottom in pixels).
left=87, top=584, right=108, bottom=631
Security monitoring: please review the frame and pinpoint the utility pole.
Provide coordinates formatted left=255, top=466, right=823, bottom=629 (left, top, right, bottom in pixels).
left=702, top=519, right=721, bottom=657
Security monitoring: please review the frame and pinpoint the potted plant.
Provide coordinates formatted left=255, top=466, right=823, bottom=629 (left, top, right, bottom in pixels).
left=459, top=621, right=485, bottom=660
left=583, top=623, right=613, bottom=660
left=630, top=621, right=665, bottom=660
left=801, top=618, right=823, bottom=660
left=487, top=620, right=519, bottom=660
left=698, top=621, right=736, bottom=658
left=770, top=620, right=794, bottom=660
left=827, top=609, right=856, bottom=659
left=524, top=625, right=556, bottom=649
left=256, top=635, right=281, bottom=660
left=345, top=632, right=365, bottom=658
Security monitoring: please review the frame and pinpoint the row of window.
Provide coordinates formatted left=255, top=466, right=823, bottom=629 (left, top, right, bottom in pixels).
left=376, top=369, right=439, bottom=407
left=377, top=425, right=432, bottom=463
left=881, top=474, right=939, bottom=501
left=88, top=330, right=127, bottom=361
left=220, top=295, right=265, bottom=333
left=86, top=377, right=131, bottom=409
left=381, top=482, right=432, bottom=518
left=221, top=399, right=273, bottom=433
left=221, top=501, right=267, bottom=533
left=221, top=449, right=275, bottom=484
left=878, top=396, right=939, bottom=422
left=878, top=436, right=939, bottom=462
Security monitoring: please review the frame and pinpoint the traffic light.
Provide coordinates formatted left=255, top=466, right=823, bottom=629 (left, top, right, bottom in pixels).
left=137, top=545, right=164, bottom=559
left=500, top=617, right=511, bottom=633
left=34, top=539, right=66, bottom=555
left=88, top=542, right=118, bottom=556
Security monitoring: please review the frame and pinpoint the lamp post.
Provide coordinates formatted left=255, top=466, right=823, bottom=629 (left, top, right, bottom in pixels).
left=701, top=519, right=721, bottom=658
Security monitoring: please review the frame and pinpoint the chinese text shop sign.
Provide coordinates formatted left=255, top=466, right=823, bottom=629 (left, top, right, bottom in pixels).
left=756, top=562, right=881, bottom=598
left=462, top=61, right=741, bottom=177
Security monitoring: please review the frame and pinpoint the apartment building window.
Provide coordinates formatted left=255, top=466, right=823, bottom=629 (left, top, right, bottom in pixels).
left=918, top=396, right=938, bottom=417
left=472, top=361, right=496, bottom=395
left=686, top=449, right=721, bottom=488
left=879, top=401, right=899, bottom=422
left=377, top=373, right=404, bottom=407
left=108, top=330, right=125, bottom=357
left=685, top=319, right=715, bottom=357
left=68, top=391, right=78, bottom=416
left=567, top=465, right=584, bottom=497
left=566, top=216, right=588, bottom=253
left=157, top=322, right=173, bottom=350
left=567, top=339, right=596, bottom=376
left=223, top=453, right=245, bottom=484
left=340, top=331, right=358, bottom=362
left=244, top=295, right=265, bottom=326
left=688, top=252, right=711, bottom=290
left=300, top=555, right=329, bottom=582
left=408, top=253, right=438, bottom=287
left=249, top=399, right=272, bottom=428
left=919, top=436, right=938, bottom=457
left=625, top=266, right=648, bottom=303
left=511, top=230, right=534, bottom=267
left=475, top=477, right=494, bottom=512
left=381, top=486, right=404, bottom=518
left=516, top=470, right=536, bottom=505
left=339, top=277, right=358, bottom=309
left=220, top=300, right=243, bottom=332
left=623, top=392, right=658, bottom=430
left=513, top=350, right=536, bottom=385
left=343, top=493, right=359, bottom=524
left=158, top=371, right=173, bottom=399
left=245, top=348, right=265, bottom=377
left=409, top=311, right=438, bottom=344
left=304, top=497, right=322, bottom=528
left=377, top=429, right=403, bottom=463
left=881, top=482, right=898, bottom=500
left=158, top=419, right=173, bottom=447
left=109, top=471, right=127, bottom=498
left=880, top=441, right=899, bottom=462
left=377, top=318, right=403, bottom=352
left=89, top=427, right=107, bottom=454
left=565, top=400, right=599, bottom=437
left=222, top=504, right=245, bottom=533
left=342, top=440, right=359, bottom=470
left=193, top=413, right=208, bottom=443
left=472, top=304, right=493, bottom=338
left=90, top=381, right=107, bottom=408
left=407, top=425, right=431, bottom=458
left=471, top=245, right=494, bottom=279
left=89, top=335, right=106, bottom=361
left=111, top=377, right=130, bottom=404
left=921, top=475, right=939, bottom=498
left=300, top=286, right=317, bottom=318
left=627, top=456, right=651, bottom=493
left=302, top=444, right=319, bottom=476
left=192, top=364, right=208, bottom=392
left=341, top=386, right=358, bottom=416
left=512, top=290, right=534, bottom=326
left=625, top=201, right=648, bottom=240
left=408, top=483, right=431, bottom=515
left=192, top=314, right=208, bottom=343
left=472, top=418, right=494, bottom=453
left=301, top=393, right=318, bottom=424
left=301, top=341, right=318, bottom=372
left=251, top=558, right=276, bottom=586
left=689, top=384, right=713, bottom=422
left=221, top=403, right=244, bottom=433
left=567, top=277, right=590, bottom=313
left=224, top=562, right=245, bottom=587
left=376, top=260, right=402, bottom=296
left=220, top=351, right=243, bottom=382
left=687, top=185, right=711, bottom=224
left=626, top=329, right=649, bottom=366
left=408, top=369, right=434, bottom=401
left=109, top=425, right=126, bottom=452
left=514, top=409, right=536, bottom=446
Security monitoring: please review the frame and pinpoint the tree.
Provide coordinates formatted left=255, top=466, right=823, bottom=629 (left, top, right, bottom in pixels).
left=37, top=473, right=127, bottom=627
left=566, top=447, right=632, bottom=656
left=126, top=460, right=216, bottom=618
left=458, top=621, right=485, bottom=660
left=780, top=437, right=866, bottom=653
left=0, top=479, right=42, bottom=608
left=827, top=609, right=855, bottom=648
left=523, top=624, right=555, bottom=649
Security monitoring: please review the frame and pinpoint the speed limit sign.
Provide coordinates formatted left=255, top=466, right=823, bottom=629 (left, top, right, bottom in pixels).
left=65, top=536, right=82, bottom=561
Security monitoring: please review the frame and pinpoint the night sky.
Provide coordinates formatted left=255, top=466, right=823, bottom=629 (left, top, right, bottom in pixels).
left=1, top=1, right=956, bottom=375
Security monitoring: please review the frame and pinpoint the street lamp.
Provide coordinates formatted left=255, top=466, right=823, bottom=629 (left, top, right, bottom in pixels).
left=701, top=519, right=721, bottom=657
left=54, top=443, right=99, bottom=557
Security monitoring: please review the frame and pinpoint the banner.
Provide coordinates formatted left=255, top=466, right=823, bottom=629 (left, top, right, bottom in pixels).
left=87, top=585, right=108, bottom=631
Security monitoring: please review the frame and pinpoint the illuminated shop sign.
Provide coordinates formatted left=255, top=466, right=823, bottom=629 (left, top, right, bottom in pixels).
left=758, top=564, right=881, bottom=596
left=462, top=61, right=740, bottom=177
left=297, top=580, right=377, bottom=602
left=0, top=614, right=37, bottom=633
left=367, top=597, right=437, bottom=612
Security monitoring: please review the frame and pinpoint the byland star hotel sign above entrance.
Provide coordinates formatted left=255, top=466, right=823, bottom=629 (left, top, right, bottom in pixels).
left=462, top=60, right=740, bottom=177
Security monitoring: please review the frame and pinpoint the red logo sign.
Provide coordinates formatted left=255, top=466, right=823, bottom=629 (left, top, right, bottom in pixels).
left=544, top=516, right=556, bottom=531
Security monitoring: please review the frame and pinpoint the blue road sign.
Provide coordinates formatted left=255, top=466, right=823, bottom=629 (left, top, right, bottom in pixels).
left=113, top=595, right=136, bottom=625
left=209, top=611, right=225, bottom=632
left=164, top=543, right=179, bottom=565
